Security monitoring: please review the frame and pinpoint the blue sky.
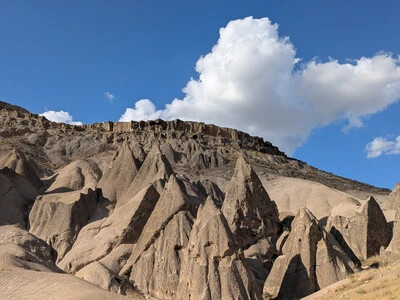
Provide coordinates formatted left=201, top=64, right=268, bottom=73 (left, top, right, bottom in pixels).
left=1, top=0, right=399, bottom=189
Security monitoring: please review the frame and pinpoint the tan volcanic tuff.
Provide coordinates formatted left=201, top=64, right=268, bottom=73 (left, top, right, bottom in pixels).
left=97, top=140, right=140, bottom=204
left=58, top=183, right=160, bottom=274
left=177, top=196, right=263, bottom=300
left=221, top=155, right=280, bottom=249
left=263, top=208, right=358, bottom=299
left=29, top=188, right=100, bottom=262
left=0, top=101, right=397, bottom=300
left=326, top=196, right=390, bottom=261
left=116, top=143, right=173, bottom=208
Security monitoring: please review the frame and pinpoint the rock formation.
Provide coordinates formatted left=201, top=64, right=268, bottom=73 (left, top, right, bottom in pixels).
left=120, top=175, right=201, bottom=286
left=117, top=144, right=173, bottom=208
left=0, top=101, right=396, bottom=300
left=176, top=197, right=262, bottom=300
left=387, top=202, right=400, bottom=253
left=46, top=159, right=102, bottom=193
left=221, top=155, right=280, bottom=249
left=263, top=208, right=358, bottom=299
left=97, top=141, right=140, bottom=204
left=58, top=184, right=160, bottom=273
left=0, top=168, right=37, bottom=227
left=29, top=188, right=100, bottom=261
left=326, top=196, right=390, bottom=260
left=389, top=183, right=400, bottom=210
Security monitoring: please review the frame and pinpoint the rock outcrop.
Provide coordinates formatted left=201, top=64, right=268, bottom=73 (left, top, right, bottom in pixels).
left=387, top=203, right=400, bottom=253
left=221, top=155, right=280, bottom=248
left=0, top=225, right=53, bottom=263
left=0, top=168, right=37, bottom=227
left=263, top=208, right=358, bottom=299
left=58, top=184, right=160, bottom=273
left=117, top=144, right=173, bottom=208
left=130, top=211, right=194, bottom=299
left=176, top=197, right=263, bottom=300
left=389, top=183, right=400, bottom=210
left=46, top=159, right=102, bottom=193
left=0, top=148, right=42, bottom=187
left=121, top=175, right=201, bottom=285
left=326, top=196, right=390, bottom=260
left=97, top=141, right=140, bottom=204
left=29, top=188, right=100, bottom=261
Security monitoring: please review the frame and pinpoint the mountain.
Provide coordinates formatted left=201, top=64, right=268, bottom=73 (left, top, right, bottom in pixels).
left=0, top=100, right=395, bottom=300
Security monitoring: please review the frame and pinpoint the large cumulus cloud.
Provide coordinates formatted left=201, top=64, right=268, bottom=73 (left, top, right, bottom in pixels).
left=120, top=17, right=400, bottom=155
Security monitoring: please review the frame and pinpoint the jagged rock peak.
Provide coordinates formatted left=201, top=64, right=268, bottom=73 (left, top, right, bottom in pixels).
left=117, top=143, right=173, bottom=208
left=221, top=154, right=280, bottom=248
left=97, top=140, right=140, bottom=203
left=176, top=196, right=263, bottom=300
left=326, top=196, right=390, bottom=260
left=121, top=174, right=200, bottom=274
left=263, top=207, right=358, bottom=299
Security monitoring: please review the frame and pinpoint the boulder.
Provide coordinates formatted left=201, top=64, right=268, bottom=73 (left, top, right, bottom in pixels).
left=263, top=208, right=358, bottom=299
left=326, top=196, right=390, bottom=260
left=176, top=197, right=263, bottom=300
left=29, top=188, right=100, bottom=262
left=221, top=155, right=280, bottom=248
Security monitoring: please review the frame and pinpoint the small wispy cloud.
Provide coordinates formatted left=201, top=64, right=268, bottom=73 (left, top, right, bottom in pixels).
left=105, top=91, right=116, bottom=102
left=365, top=136, right=400, bottom=158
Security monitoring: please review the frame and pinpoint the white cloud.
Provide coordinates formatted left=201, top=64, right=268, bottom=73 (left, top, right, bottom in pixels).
left=119, top=99, right=161, bottom=122
left=366, top=136, right=400, bottom=158
left=119, top=16, right=400, bottom=154
left=40, top=110, right=83, bottom=125
left=105, top=92, right=116, bottom=102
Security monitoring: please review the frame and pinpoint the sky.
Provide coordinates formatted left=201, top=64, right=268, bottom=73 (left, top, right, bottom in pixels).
left=1, top=0, right=400, bottom=189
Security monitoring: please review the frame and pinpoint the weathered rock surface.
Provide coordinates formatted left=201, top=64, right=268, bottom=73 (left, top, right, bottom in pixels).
left=177, top=197, right=262, bottom=300
left=97, top=141, right=140, bottom=204
left=58, top=184, right=160, bottom=273
left=389, top=183, right=400, bottom=210
left=387, top=201, right=400, bottom=254
left=0, top=148, right=42, bottom=187
left=117, top=144, right=173, bottom=208
left=121, top=174, right=201, bottom=278
left=29, top=188, right=100, bottom=261
left=221, top=155, right=280, bottom=248
left=326, top=196, right=390, bottom=260
left=0, top=243, right=59, bottom=273
left=0, top=225, right=52, bottom=262
left=263, top=208, right=358, bottom=299
left=130, top=211, right=194, bottom=299
left=194, top=179, right=225, bottom=207
left=46, top=159, right=102, bottom=193
left=0, top=168, right=37, bottom=227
